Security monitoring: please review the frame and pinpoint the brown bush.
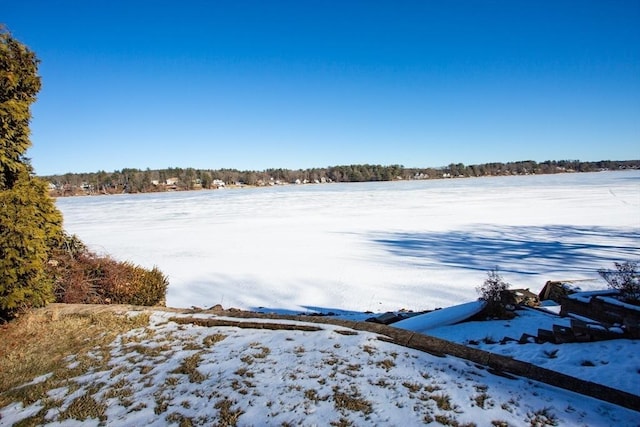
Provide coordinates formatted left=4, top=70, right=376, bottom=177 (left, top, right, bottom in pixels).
left=46, top=234, right=168, bottom=306
left=102, top=261, right=169, bottom=306
left=598, top=261, right=640, bottom=304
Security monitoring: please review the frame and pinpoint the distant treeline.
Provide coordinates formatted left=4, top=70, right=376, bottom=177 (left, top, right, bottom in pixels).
left=41, top=159, right=640, bottom=196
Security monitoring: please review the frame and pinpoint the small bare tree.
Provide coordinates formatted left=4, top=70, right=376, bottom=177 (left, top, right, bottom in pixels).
left=476, top=268, right=511, bottom=318
left=598, top=261, right=639, bottom=304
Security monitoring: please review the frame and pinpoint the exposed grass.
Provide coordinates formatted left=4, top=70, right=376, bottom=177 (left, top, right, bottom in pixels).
left=214, top=398, right=244, bottom=427
left=171, top=352, right=206, bottom=383
left=330, top=417, right=354, bottom=427
left=154, top=391, right=170, bottom=415
left=432, top=393, right=454, bottom=411
left=324, top=356, right=340, bottom=366
left=332, top=386, right=373, bottom=414
left=166, top=412, right=195, bottom=427
left=402, top=381, right=422, bottom=393
left=126, top=342, right=171, bottom=358
left=250, top=343, right=271, bottom=359
left=304, top=388, right=328, bottom=404
left=183, top=341, right=203, bottom=351
left=434, top=414, right=457, bottom=426
left=104, top=377, right=135, bottom=407
left=527, top=407, right=559, bottom=426
left=473, top=392, right=492, bottom=409
left=373, top=378, right=392, bottom=389
left=362, top=344, right=376, bottom=355
left=11, top=413, right=44, bottom=426
left=235, top=367, right=254, bottom=378
left=59, top=394, right=107, bottom=422
left=203, top=333, right=227, bottom=347
left=0, top=306, right=625, bottom=427
left=0, top=309, right=149, bottom=409
left=376, top=358, right=395, bottom=371
left=343, top=363, right=362, bottom=374
left=140, top=364, right=155, bottom=375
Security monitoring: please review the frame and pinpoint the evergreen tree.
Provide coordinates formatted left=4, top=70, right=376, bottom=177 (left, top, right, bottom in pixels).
left=0, top=28, right=63, bottom=319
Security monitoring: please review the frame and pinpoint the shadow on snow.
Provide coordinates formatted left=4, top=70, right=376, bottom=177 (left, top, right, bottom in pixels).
left=369, top=225, right=640, bottom=275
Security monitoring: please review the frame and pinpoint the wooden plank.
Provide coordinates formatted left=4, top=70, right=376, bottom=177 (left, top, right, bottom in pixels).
left=552, top=324, right=576, bottom=343
left=537, top=328, right=556, bottom=344
left=518, top=333, right=537, bottom=344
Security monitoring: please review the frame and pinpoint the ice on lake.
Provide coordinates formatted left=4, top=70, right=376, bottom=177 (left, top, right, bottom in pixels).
left=55, top=171, right=640, bottom=313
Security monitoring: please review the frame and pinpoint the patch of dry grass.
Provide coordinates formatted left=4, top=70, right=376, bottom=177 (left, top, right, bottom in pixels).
left=332, top=386, right=372, bottom=414
left=203, top=333, right=227, bottom=347
left=250, top=343, right=271, bottom=359
left=166, top=411, right=195, bottom=426
left=432, top=393, right=454, bottom=411
left=59, top=394, right=108, bottom=422
left=362, top=344, right=376, bottom=355
left=104, top=377, right=135, bottom=407
left=527, top=407, right=559, bottom=426
left=376, top=358, right=395, bottom=371
left=330, top=417, right=354, bottom=427
left=171, top=352, right=206, bottom=383
left=214, top=398, right=244, bottom=427
left=402, top=381, right=422, bottom=393
left=0, top=308, right=149, bottom=409
left=473, top=392, right=493, bottom=409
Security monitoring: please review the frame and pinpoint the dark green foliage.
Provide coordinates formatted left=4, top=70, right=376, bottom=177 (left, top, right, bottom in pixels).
left=598, top=261, right=639, bottom=304
left=0, top=29, right=64, bottom=319
left=0, top=27, right=41, bottom=190
left=1, top=28, right=167, bottom=317
left=0, top=173, right=63, bottom=317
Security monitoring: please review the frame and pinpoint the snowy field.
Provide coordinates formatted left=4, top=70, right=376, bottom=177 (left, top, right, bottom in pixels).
left=56, top=171, right=640, bottom=313
left=2, top=310, right=638, bottom=426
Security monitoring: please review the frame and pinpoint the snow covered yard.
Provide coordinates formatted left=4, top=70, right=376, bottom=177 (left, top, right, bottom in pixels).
left=1, top=309, right=638, bottom=426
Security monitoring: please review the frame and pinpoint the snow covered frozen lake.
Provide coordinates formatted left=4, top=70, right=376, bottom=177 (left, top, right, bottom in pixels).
left=55, top=170, right=640, bottom=312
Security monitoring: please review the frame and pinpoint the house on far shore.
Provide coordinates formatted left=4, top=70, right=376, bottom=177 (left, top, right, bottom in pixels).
left=165, top=177, right=179, bottom=190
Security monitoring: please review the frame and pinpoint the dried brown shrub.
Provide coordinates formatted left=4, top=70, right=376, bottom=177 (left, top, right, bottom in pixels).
left=47, top=233, right=168, bottom=306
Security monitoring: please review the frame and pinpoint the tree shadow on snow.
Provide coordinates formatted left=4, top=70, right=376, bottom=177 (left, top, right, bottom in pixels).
left=370, top=225, right=639, bottom=275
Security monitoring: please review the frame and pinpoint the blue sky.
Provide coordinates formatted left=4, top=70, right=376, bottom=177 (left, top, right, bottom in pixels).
left=3, top=1, right=639, bottom=175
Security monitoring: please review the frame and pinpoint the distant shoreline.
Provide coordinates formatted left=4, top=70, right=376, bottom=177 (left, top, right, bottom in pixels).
left=43, top=160, right=639, bottom=198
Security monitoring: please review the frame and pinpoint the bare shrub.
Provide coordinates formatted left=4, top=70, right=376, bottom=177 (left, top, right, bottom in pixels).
left=598, top=261, right=639, bottom=304
left=476, top=268, right=511, bottom=318
left=47, top=236, right=168, bottom=306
